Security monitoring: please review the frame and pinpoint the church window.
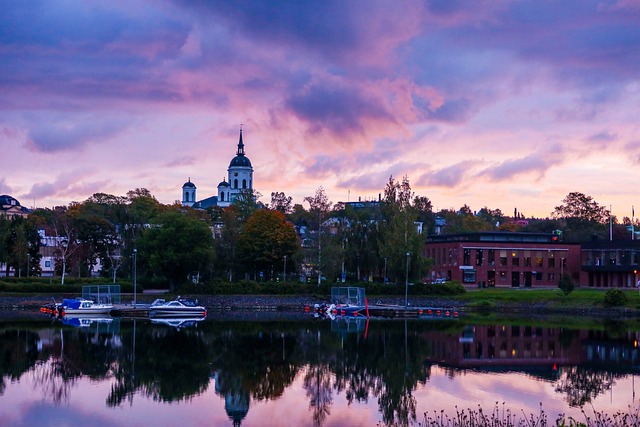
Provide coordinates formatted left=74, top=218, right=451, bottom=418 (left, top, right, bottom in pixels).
left=234, top=179, right=238, bottom=188
left=220, top=192, right=224, bottom=202
left=242, top=179, right=247, bottom=189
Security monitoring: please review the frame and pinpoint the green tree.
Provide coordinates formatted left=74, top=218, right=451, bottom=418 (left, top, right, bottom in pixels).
left=558, top=273, right=575, bottom=295
left=236, top=210, right=299, bottom=280
left=304, top=187, right=333, bottom=284
left=138, top=210, right=214, bottom=290
left=379, top=176, right=427, bottom=285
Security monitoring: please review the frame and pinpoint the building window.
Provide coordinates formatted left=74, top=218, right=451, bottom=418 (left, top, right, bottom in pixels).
left=243, top=179, right=247, bottom=189
left=45, top=260, right=51, bottom=268
left=535, top=251, right=543, bottom=267
left=536, top=272, right=543, bottom=280
left=220, top=192, right=224, bottom=202
left=499, top=271, right=507, bottom=281
left=548, top=252, right=555, bottom=268
left=511, top=250, right=519, bottom=267
left=234, top=179, right=238, bottom=188
left=524, top=250, right=531, bottom=267
left=488, top=249, right=495, bottom=266
left=475, top=249, right=483, bottom=266
left=500, top=250, right=507, bottom=266
left=463, top=248, right=471, bottom=265
left=548, top=272, right=555, bottom=281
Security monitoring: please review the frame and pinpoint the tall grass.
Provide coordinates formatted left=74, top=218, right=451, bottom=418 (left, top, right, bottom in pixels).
left=416, top=403, right=640, bottom=427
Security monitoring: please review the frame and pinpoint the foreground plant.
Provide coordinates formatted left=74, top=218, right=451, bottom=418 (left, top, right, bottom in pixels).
left=416, top=402, right=640, bottom=427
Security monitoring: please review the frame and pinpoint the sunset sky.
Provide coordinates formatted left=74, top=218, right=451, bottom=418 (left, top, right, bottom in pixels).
left=2, top=0, right=639, bottom=219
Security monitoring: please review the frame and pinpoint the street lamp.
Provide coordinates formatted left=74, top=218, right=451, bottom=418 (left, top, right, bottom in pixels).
left=405, top=251, right=411, bottom=308
left=283, top=255, right=287, bottom=285
left=133, top=249, right=137, bottom=306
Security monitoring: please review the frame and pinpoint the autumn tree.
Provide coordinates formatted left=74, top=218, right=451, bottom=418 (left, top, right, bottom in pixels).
left=236, top=209, right=299, bottom=280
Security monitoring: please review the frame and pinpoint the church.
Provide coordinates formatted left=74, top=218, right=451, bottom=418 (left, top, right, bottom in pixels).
left=181, top=128, right=254, bottom=209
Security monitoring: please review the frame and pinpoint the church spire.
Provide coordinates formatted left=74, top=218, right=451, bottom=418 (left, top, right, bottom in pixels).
left=237, top=126, right=245, bottom=156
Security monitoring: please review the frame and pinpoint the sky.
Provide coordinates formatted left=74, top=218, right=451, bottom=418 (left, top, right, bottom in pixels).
left=1, top=0, right=639, bottom=219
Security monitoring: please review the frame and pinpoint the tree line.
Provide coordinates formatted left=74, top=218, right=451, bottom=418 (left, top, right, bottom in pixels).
left=0, top=180, right=630, bottom=290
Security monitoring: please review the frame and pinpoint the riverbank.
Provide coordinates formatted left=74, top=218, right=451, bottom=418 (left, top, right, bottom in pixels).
left=2, top=291, right=639, bottom=319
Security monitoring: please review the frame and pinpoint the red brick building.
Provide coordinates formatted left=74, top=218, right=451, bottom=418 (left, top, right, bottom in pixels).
left=424, top=232, right=581, bottom=288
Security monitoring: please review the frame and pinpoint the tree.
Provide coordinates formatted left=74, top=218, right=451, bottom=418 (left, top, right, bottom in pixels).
left=552, top=192, right=609, bottom=224
left=233, top=189, right=263, bottom=223
left=236, top=210, right=299, bottom=280
left=558, top=273, right=574, bottom=295
left=304, top=187, right=333, bottom=284
left=138, top=210, right=214, bottom=290
left=379, top=176, right=427, bottom=284
left=270, top=192, right=293, bottom=214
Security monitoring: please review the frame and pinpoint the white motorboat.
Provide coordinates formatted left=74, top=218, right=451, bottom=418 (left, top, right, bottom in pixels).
left=60, top=298, right=114, bottom=316
left=148, top=297, right=206, bottom=318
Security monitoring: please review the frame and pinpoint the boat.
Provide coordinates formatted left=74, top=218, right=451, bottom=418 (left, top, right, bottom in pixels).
left=147, top=297, right=207, bottom=318
left=309, top=287, right=369, bottom=318
left=59, top=298, right=114, bottom=316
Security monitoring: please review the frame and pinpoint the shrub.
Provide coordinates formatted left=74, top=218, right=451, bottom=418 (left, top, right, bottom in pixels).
left=558, top=274, right=575, bottom=295
left=603, top=288, right=627, bottom=307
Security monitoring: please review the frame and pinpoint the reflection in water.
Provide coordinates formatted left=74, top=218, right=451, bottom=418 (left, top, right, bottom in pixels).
left=1, top=314, right=640, bottom=426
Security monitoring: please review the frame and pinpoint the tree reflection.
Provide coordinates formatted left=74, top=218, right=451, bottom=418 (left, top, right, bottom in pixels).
left=108, top=323, right=210, bottom=406
left=555, top=367, right=618, bottom=407
left=303, top=364, right=333, bottom=427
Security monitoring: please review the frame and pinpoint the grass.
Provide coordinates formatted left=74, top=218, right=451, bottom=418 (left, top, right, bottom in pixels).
left=449, top=287, right=640, bottom=310
left=416, top=403, right=640, bottom=427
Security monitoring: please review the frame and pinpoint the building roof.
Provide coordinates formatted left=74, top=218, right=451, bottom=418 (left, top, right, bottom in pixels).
left=182, top=178, right=196, bottom=188
left=193, top=195, right=218, bottom=209
left=427, top=231, right=569, bottom=244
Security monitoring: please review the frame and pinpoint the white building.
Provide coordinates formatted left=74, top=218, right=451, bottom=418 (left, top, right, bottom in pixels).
left=182, top=128, right=254, bottom=209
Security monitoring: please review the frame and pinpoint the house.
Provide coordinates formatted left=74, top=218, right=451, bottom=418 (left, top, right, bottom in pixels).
left=0, top=195, right=31, bottom=218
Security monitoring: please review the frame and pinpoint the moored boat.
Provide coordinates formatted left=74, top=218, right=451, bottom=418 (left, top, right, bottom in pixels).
left=148, top=297, right=206, bottom=318
left=59, top=298, right=113, bottom=316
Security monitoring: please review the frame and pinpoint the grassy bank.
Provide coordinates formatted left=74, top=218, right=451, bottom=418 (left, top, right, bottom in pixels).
left=451, top=287, right=640, bottom=310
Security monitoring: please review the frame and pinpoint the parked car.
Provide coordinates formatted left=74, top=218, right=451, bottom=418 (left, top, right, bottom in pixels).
left=432, top=278, right=447, bottom=284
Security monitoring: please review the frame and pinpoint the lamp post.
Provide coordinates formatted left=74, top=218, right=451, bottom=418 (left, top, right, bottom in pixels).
left=283, top=255, right=287, bottom=285
left=133, top=249, right=137, bottom=306
left=405, top=251, right=410, bottom=308
left=384, top=257, right=387, bottom=283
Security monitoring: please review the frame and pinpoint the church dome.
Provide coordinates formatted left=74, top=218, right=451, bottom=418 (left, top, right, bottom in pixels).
left=218, top=179, right=230, bottom=187
left=183, top=178, right=196, bottom=188
left=229, top=155, right=252, bottom=168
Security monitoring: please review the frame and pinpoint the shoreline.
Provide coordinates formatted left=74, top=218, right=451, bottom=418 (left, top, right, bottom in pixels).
left=1, top=293, right=638, bottom=319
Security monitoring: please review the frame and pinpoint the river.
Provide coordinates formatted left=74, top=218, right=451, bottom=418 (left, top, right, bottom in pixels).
left=0, top=310, right=639, bottom=426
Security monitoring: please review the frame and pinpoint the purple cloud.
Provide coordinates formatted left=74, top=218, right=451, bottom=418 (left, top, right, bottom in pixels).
left=286, top=83, right=394, bottom=136
left=478, top=146, right=565, bottom=182
left=23, top=169, right=108, bottom=202
left=418, top=161, right=476, bottom=188
left=23, top=114, right=131, bottom=153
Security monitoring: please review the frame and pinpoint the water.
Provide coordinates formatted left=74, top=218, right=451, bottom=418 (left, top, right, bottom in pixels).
left=0, top=311, right=639, bottom=426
